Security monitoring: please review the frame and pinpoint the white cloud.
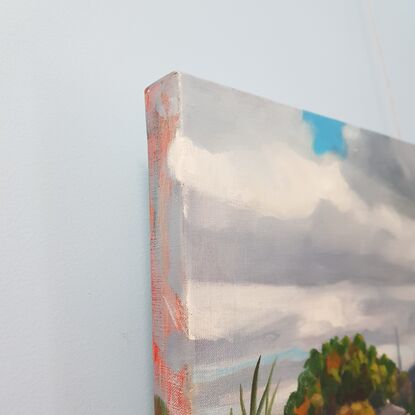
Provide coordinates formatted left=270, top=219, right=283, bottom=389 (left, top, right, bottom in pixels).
left=168, top=132, right=415, bottom=269
left=168, top=134, right=357, bottom=220
left=187, top=281, right=383, bottom=341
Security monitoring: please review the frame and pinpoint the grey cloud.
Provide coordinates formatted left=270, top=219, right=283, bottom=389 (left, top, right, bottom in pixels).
left=343, top=129, right=415, bottom=220
left=184, top=193, right=415, bottom=286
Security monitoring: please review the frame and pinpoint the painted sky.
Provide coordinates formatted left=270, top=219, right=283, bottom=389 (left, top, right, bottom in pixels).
left=166, top=74, right=415, bottom=415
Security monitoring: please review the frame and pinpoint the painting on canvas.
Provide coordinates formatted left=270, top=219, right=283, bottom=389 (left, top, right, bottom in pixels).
left=146, top=72, right=415, bottom=415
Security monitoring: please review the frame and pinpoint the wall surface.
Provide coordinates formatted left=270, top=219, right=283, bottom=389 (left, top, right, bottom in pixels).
left=0, top=1, right=414, bottom=414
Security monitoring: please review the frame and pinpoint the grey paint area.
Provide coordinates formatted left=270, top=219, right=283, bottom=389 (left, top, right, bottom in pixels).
left=342, top=130, right=415, bottom=219
left=184, top=192, right=414, bottom=285
left=180, top=74, right=313, bottom=156
left=166, top=180, right=187, bottom=297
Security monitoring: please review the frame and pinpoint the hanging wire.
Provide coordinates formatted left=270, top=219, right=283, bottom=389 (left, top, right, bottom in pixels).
left=365, top=0, right=402, bottom=140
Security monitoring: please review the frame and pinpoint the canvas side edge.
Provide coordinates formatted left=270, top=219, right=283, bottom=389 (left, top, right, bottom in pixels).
left=145, top=73, right=193, bottom=415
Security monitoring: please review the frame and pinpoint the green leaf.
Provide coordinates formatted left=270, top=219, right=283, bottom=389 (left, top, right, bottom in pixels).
left=250, top=356, right=261, bottom=415
left=265, top=387, right=269, bottom=415
left=240, top=385, right=248, bottom=415
left=267, top=382, right=279, bottom=415
left=257, top=359, right=276, bottom=415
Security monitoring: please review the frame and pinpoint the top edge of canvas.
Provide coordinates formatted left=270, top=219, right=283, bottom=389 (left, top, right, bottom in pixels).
left=145, top=71, right=409, bottom=144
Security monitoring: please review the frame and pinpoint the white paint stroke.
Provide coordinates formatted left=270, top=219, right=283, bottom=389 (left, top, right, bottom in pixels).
left=187, top=281, right=415, bottom=342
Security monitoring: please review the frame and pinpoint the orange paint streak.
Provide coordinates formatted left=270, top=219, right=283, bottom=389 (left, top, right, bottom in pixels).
left=146, top=75, right=191, bottom=415
left=326, top=351, right=341, bottom=371
left=295, top=398, right=311, bottom=415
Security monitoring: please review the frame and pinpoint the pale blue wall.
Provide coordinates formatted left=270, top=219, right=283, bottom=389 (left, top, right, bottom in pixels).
left=1, top=1, right=414, bottom=414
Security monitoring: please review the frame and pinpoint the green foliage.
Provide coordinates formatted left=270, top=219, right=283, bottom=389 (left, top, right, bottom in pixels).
left=154, top=395, right=169, bottom=415
left=231, top=356, right=279, bottom=415
left=284, top=334, right=401, bottom=415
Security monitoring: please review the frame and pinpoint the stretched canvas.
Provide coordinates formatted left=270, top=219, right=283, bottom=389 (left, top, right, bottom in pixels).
left=145, top=72, right=415, bottom=415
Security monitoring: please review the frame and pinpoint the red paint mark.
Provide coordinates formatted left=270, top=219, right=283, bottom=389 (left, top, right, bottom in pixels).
left=146, top=75, right=191, bottom=415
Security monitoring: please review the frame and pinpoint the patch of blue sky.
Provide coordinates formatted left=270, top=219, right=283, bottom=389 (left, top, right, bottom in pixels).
left=303, top=111, right=347, bottom=158
left=193, top=347, right=308, bottom=384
